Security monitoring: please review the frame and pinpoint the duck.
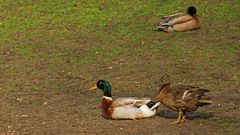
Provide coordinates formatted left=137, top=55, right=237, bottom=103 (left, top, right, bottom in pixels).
left=89, top=80, right=160, bottom=120
left=156, top=76, right=213, bottom=124
left=156, top=6, right=200, bottom=32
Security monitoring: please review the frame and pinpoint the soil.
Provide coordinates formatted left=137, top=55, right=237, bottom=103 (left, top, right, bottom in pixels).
left=0, top=83, right=239, bottom=135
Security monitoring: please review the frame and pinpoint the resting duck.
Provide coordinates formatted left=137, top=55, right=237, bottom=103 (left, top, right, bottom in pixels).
left=156, top=6, right=200, bottom=32
left=89, top=80, right=160, bottom=120
left=156, top=76, right=213, bottom=124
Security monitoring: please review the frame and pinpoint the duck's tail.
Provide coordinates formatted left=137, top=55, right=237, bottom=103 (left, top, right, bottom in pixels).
left=194, top=89, right=210, bottom=97
left=193, top=89, right=213, bottom=106
left=156, top=22, right=170, bottom=31
left=155, top=24, right=165, bottom=30
left=198, top=99, right=213, bottom=106
left=198, top=95, right=213, bottom=106
left=146, top=101, right=160, bottom=111
left=156, top=24, right=174, bottom=32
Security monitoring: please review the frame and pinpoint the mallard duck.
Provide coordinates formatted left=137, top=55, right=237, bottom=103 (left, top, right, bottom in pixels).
left=89, top=80, right=160, bottom=120
left=156, top=6, right=200, bottom=32
left=156, top=77, right=213, bottom=124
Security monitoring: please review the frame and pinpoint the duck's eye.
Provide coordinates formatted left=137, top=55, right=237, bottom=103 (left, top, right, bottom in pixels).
left=97, top=81, right=104, bottom=88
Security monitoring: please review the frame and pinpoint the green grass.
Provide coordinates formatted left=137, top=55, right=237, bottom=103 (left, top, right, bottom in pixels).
left=0, top=0, right=239, bottom=134
left=1, top=2, right=239, bottom=76
left=0, top=0, right=239, bottom=89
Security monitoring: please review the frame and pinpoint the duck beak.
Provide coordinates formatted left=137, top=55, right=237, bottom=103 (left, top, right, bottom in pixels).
left=196, top=13, right=200, bottom=16
left=88, top=85, right=97, bottom=91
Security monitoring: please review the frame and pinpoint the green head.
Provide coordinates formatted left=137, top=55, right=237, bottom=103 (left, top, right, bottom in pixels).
left=186, top=6, right=197, bottom=16
left=89, top=80, right=112, bottom=97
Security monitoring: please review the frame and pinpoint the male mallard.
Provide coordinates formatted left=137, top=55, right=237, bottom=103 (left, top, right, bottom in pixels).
left=156, top=6, right=200, bottom=32
left=156, top=77, right=213, bottom=124
left=89, top=80, right=160, bottom=120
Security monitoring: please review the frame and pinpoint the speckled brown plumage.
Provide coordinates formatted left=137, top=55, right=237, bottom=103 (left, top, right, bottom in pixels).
left=156, top=77, right=213, bottom=124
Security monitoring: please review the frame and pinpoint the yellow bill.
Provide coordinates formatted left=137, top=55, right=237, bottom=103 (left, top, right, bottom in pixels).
left=88, top=85, right=97, bottom=91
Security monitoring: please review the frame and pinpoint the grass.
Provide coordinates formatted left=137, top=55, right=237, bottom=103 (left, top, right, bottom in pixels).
left=206, top=116, right=240, bottom=134
left=0, top=0, right=239, bottom=134
left=0, top=0, right=239, bottom=92
left=0, top=0, right=239, bottom=89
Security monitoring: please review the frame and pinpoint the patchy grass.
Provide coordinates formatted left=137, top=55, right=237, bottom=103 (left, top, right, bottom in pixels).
left=0, top=0, right=239, bottom=134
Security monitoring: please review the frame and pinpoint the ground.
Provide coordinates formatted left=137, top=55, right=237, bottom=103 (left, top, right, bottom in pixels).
left=0, top=0, right=240, bottom=135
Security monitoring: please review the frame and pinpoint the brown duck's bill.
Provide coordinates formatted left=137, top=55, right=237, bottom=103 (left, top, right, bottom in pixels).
left=88, top=85, right=97, bottom=90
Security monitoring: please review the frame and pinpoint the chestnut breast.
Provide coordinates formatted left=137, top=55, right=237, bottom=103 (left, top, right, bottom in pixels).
left=101, top=98, right=114, bottom=119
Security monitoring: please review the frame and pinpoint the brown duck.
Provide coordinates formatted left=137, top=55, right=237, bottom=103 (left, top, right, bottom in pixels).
left=156, top=6, right=200, bottom=32
left=156, top=77, right=213, bottom=124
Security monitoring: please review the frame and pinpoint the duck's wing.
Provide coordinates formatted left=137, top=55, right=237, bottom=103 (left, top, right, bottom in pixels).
left=172, top=85, right=210, bottom=101
left=161, top=13, right=184, bottom=20
left=156, top=13, right=184, bottom=29
left=161, top=14, right=194, bottom=26
left=112, top=97, right=151, bottom=107
left=171, top=85, right=199, bottom=100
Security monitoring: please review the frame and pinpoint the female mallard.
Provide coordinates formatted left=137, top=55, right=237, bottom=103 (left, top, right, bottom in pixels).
left=156, top=6, right=200, bottom=32
left=156, top=77, right=213, bottom=124
left=89, top=80, right=160, bottom=120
